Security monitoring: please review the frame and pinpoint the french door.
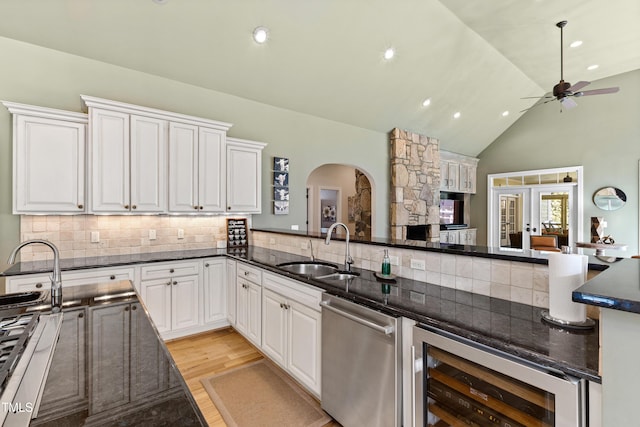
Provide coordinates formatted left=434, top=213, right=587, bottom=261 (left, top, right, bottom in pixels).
left=491, top=185, right=577, bottom=251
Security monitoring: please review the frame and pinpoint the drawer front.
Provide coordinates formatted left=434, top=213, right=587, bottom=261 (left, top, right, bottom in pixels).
left=6, top=274, right=52, bottom=293
left=237, top=262, right=261, bottom=285
left=64, top=267, right=135, bottom=287
left=5, top=267, right=135, bottom=292
left=262, top=272, right=323, bottom=310
left=140, top=261, right=200, bottom=280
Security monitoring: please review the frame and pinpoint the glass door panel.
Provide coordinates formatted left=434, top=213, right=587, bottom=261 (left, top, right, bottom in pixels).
left=494, top=189, right=528, bottom=250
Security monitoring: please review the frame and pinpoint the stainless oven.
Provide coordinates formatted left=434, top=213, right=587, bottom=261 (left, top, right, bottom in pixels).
left=412, top=325, right=585, bottom=427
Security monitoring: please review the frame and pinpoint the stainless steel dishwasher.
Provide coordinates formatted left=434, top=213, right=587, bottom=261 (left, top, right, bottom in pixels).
left=320, top=294, right=401, bottom=427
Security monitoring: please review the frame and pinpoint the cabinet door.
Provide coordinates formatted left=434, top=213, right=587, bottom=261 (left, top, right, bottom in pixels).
left=198, top=127, right=226, bottom=212
left=447, top=161, right=460, bottom=191
left=467, top=164, right=477, bottom=194
left=90, top=108, right=130, bottom=212
left=203, top=258, right=227, bottom=324
left=226, top=260, right=237, bottom=325
left=288, top=301, right=322, bottom=396
left=168, top=122, right=199, bottom=212
left=139, top=278, right=172, bottom=334
left=39, top=308, right=87, bottom=417
left=130, top=115, right=167, bottom=212
left=130, top=302, right=168, bottom=401
left=235, top=278, right=249, bottom=336
left=90, top=303, right=130, bottom=414
left=14, top=115, right=86, bottom=213
left=246, top=281, right=262, bottom=346
left=262, top=289, right=287, bottom=368
left=171, top=275, right=200, bottom=331
left=226, top=143, right=262, bottom=213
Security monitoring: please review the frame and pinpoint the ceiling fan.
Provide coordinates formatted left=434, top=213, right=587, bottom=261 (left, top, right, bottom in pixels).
left=523, top=20, right=619, bottom=111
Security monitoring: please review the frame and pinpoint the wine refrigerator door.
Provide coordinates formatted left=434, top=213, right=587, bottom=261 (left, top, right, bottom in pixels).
left=413, top=326, right=584, bottom=427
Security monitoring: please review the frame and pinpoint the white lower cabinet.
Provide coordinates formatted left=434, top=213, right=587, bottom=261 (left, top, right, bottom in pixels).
left=226, top=259, right=237, bottom=325
left=236, top=276, right=262, bottom=347
left=203, top=258, right=227, bottom=326
left=139, top=261, right=200, bottom=338
left=261, top=272, right=322, bottom=397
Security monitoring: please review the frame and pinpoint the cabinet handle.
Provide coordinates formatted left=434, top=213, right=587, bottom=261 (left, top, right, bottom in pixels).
left=173, top=281, right=177, bottom=285
left=227, top=206, right=231, bottom=210
left=199, top=206, right=204, bottom=210
left=167, top=281, right=172, bottom=286
left=78, top=204, right=84, bottom=209
left=193, top=206, right=199, bottom=210
left=132, top=305, right=137, bottom=311
left=124, top=204, right=129, bottom=209
left=170, top=269, right=175, bottom=273
left=125, top=306, right=130, bottom=312
left=284, top=304, right=289, bottom=310
left=35, top=283, right=43, bottom=289
left=132, top=205, right=137, bottom=210
left=244, top=271, right=250, bottom=276
left=110, top=275, right=116, bottom=280
left=78, top=312, right=84, bottom=318
left=205, top=263, right=210, bottom=267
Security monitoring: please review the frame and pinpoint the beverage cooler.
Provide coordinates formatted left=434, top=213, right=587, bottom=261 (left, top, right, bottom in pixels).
left=412, top=325, right=585, bottom=427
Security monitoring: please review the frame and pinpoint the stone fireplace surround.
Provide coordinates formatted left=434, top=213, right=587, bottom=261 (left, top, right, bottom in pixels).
left=389, top=128, right=441, bottom=242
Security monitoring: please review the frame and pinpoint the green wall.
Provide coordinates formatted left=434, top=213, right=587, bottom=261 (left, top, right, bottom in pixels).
left=0, top=36, right=390, bottom=274
left=474, top=69, right=640, bottom=254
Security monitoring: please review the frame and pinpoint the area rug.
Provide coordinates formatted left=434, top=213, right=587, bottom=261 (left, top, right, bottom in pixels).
left=201, top=359, right=331, bottom=427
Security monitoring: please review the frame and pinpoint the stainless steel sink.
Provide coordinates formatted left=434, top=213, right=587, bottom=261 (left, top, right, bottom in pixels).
left=276, top=261, right=339, bottom=277
left=0, top=291, right=48, bottom=309
left=316, top=271, right=361, bottom=281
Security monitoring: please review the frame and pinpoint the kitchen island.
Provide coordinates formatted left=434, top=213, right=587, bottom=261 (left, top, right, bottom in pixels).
left=14, top=281, right=206, bottom=426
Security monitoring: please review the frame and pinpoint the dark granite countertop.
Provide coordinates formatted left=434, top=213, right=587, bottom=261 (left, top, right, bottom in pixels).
left=239, top=247, right=601, bottom=383
left=573, top=258, right=640, bottom=314
left=2, top=245, right=602, bottom=383
left=25, top=281, right=206, bottom=426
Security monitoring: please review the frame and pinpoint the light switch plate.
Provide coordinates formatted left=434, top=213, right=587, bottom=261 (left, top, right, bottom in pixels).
left=410, top=258, right=426, bottom=270
left=149, top=229, right=157, bottom=240
left=177, top=229, right=185, bottom=239
left=90, top=231, right=100, bottom=243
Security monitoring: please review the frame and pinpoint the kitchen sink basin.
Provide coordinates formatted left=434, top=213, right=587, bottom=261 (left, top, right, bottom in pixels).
left=316, top=271, right=360, bottom=281
left=0, top=291, right=48, bottom=309
left=276, top=261, right=339, bottom=277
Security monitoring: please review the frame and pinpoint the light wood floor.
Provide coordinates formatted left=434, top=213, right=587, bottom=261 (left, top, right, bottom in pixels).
left=166, top=327, right=340, bottom=427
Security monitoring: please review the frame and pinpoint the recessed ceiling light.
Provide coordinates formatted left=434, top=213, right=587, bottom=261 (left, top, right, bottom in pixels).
left=422, top=98, right=431, bottom=107
left=253, top=27, right=269, bottom=44
left=502, top=111, right=509, bottom=117
left=570, top=40, right=583, bottom=48
left=587, top=64, right=599, bottom=71
left=383, top=48, right=395, bottom=60
left=453, top=112, right=461, bottom=119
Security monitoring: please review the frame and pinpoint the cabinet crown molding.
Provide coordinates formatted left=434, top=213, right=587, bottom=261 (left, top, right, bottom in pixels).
left=226, top=136, right=267, bottom=150
left=2, top=101, right=88, bottom=123
left=80, top=95, right=233, bottom=132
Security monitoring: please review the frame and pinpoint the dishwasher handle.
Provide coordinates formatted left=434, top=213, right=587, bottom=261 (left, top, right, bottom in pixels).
left=320, top=300, right=395, bottom=335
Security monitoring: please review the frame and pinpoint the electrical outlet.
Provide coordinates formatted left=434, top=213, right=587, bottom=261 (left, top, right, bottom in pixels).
left=389, top=255, right=399, bottom=266
left=410, top=258, right=426, bottom=270
left=90, top=231, right=100, bottom=243
left=177, top=228, right=185, bottom=239
left=300, top=241, right=309, bottom=250
left=149, top=229, right=157, bottom=240
left=216, top=240, right=227, bottom=248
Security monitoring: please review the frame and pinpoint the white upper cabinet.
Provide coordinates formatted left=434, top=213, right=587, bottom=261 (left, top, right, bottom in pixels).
left=440, top=150, right=479, bottom=194
left=168, top=123, right=226, bottom=213
left=226, top=137, right=266, bottom=213
left=87, top=106, right=167, bottom=213
left=3, top=102, right=87, bottom=214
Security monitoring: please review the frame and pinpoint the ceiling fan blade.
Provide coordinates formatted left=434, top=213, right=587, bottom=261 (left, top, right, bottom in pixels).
left=569, top=81, right=590, bottom=92
left=560, top=97, right=578, bottom=109
left=576, top=87, right=620, bottom=97
left=520, top=97, right=557, bottom=113
left=521, top=95, right=554, bottom=100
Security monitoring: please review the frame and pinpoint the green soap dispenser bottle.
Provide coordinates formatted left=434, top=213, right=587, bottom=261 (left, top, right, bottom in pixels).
left=382, top=249, right=391, bottom=275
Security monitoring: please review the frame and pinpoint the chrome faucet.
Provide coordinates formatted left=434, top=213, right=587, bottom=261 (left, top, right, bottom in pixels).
left=308, top=239, right=315, bottom=261
left=8, top=239, right=62, bottom=297
left=325, top=222, right=353, bottom=271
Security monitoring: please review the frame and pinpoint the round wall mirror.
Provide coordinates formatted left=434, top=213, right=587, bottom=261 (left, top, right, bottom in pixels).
left=593, top=187, right=627, bottom=211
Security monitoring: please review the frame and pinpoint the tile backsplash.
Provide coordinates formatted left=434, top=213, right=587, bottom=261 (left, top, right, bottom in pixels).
left=19, top=215, right=238, bottom=261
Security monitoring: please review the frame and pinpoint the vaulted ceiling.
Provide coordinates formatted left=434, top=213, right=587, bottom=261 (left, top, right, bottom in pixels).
left=1, top=0, right=638, bottom=156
